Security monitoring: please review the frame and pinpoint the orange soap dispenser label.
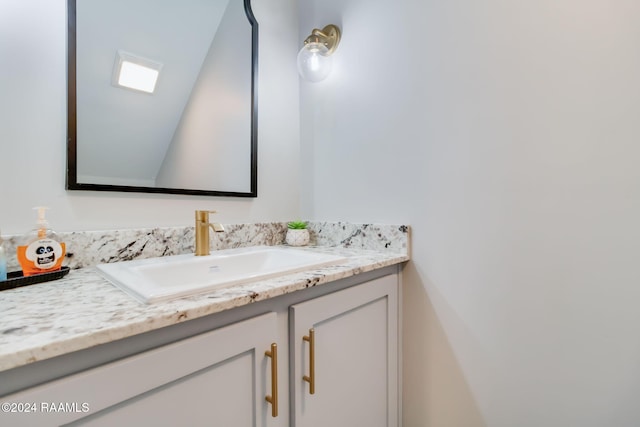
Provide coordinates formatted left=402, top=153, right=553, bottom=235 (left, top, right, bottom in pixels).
left=17, top=239, right=66, bottom=276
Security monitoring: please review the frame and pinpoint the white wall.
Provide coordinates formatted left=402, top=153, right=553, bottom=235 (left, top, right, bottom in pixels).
left=299, top=0, right=640, bottom=426
left=157, top=0, right=251, bottom=192
left=0, top=0, right=300, bottom=234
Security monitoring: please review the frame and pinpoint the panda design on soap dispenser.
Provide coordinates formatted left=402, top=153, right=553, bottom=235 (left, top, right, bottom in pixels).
left=17, top=207, right=67, bottom=276
left=26, top=240, right=63, bottom=269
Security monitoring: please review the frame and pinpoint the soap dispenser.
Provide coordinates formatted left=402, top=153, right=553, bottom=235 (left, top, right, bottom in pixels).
left=17, top=207, right=66, bottom=276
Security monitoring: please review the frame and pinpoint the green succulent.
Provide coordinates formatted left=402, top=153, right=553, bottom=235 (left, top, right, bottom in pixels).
left=287, top=220, right=308, bottom=230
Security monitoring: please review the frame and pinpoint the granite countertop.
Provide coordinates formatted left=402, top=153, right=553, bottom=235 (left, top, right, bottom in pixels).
left=0, top=223, right=410, bottom=373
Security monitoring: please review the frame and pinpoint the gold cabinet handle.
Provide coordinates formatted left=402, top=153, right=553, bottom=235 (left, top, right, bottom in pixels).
left=303, top=328, right=315, bottom=395
left=265, top=343, right=278, bottom=417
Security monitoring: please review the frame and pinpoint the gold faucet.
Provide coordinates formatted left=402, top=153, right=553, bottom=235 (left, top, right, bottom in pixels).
left=195, top=210, right=225, bottom=256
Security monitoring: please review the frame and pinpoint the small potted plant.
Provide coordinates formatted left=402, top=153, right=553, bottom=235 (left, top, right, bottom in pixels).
left=286, top=221, right=310, bottom=246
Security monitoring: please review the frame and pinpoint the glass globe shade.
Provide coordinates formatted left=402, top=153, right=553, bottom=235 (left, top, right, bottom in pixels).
left=297, top=42, right=332, bottom=82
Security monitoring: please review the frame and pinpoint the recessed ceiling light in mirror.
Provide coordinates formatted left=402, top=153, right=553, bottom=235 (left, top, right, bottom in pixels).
left=112, top=50, right=163, bottom=94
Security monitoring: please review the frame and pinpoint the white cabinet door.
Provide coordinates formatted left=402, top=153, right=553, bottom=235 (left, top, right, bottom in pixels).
left=290, top=274, right=399, bottom=427
left=1, top=312, right=279, bottom=427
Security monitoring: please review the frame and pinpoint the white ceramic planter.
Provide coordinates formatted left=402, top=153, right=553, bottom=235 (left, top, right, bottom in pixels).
left=286, top=229, right=310, bottom=246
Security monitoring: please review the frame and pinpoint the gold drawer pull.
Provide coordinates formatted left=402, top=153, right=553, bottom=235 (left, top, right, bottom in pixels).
left=265, top=343, right=278, bottom=417
left=303, top=328, right=315, bottom=395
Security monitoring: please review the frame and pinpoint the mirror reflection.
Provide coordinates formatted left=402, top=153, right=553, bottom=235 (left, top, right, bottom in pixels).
left=67, top=0, right=258, bottom=197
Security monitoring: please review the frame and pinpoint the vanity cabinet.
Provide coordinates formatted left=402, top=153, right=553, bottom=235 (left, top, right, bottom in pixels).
left=1, top=269, right=400, bottom=427
left=291, top=273, right=398, bottom=427
left=1, top=313, right=279, bottom=427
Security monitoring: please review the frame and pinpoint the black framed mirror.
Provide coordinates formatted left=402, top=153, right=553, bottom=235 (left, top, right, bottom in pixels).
left=67, top=0, right=258, bottom=197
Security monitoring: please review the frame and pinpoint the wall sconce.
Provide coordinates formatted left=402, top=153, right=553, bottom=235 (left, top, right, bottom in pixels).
left=297, top=24, right=341, bottom=82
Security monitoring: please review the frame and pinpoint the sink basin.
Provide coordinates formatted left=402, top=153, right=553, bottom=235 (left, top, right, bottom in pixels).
left=96, top=246, right=347, bottom=304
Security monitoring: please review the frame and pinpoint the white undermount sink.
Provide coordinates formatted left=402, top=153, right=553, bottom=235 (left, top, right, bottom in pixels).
left=96, top=246, right=347, bottom=304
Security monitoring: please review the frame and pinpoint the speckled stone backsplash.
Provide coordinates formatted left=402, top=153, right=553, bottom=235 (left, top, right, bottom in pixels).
left=2, top=222, right=409, bottom=271
left=308, top=222, right=409, bottom=252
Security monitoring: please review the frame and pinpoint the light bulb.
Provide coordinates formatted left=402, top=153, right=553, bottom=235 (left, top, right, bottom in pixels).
left=297, top=42, right=332, bottom=82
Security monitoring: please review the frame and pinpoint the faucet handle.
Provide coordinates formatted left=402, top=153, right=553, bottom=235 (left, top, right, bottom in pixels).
left=195, top=210, right=217, bottom=222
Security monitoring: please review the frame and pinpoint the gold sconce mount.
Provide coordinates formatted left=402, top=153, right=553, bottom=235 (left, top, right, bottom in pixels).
left=304, top=24, right=341, bottom=55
